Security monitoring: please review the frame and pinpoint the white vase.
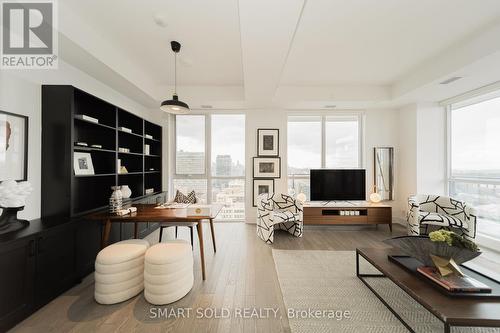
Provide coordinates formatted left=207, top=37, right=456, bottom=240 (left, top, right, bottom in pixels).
left=121, top=185, right=132, bottom=199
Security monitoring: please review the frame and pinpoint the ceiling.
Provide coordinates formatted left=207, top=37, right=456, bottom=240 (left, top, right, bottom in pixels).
left=53, top=0, right=500, bottom=109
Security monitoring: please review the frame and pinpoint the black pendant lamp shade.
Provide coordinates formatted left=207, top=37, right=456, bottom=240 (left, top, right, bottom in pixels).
left=160, top=41, right=190, bottom=114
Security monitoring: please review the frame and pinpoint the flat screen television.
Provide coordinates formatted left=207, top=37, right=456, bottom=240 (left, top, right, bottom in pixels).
left=310, top=169, right=366, bottom=201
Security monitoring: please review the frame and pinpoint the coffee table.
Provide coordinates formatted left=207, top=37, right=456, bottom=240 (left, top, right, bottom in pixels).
left=356, top=247, right=500, bottom=333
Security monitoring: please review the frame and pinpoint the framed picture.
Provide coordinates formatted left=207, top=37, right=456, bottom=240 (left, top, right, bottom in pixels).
left=257, top=129, right=279, bottom=156
left=0, top=110, right=28, bottom=181
left=74, top=152, right=95, bottom=175
left=253, top=179, right=274, bottom=207
left=253, top=157, right=281, bottom=178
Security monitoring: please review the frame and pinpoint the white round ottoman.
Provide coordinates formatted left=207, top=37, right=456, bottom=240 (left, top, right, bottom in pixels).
left=94, top=239, right=149, bottom=304
left=144, top=240, right=194, bottom=305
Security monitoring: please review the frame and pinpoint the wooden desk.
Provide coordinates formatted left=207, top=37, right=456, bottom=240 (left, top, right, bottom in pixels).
left=89, top=204, right=223, bottom=280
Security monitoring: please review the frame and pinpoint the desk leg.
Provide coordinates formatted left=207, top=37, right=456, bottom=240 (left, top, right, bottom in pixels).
left=134, top=222, right=138, bottom=238
left=196, top=222, right=206, bottom=280
left=209, top=218, right=217, bottom=253
left=101, top=219, right=111, bottom=249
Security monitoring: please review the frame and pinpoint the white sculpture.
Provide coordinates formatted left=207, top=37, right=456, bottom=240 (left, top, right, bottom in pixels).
left=0, top=180, right=33, bottom=208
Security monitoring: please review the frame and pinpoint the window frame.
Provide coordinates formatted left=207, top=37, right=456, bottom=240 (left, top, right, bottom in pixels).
left=172, top=113, right=246, bottom=221
left=286, top=111, right=364, bottom=197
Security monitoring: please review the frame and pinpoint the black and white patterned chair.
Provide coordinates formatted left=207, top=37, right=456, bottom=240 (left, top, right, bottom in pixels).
left=407, top=194, right=477, bottom=240
left=256, top=193, right=303, bottom=244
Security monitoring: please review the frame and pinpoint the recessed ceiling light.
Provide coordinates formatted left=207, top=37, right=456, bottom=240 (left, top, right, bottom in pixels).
left=324, top=105, right=336, bottom=109
left=440, top=77, right=463, bottom=85
left=153, top=14, right=168, bottom=27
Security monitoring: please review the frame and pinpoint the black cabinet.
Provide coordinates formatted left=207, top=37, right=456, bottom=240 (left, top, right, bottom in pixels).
left=75, top=219, right=101, bottom=278
left=35, top=223, right=77, bottom=307
left=0, top=237, right=35, bottom=332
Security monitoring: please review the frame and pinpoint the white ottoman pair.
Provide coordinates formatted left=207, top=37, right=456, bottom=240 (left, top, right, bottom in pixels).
left=94, top=239, right=150, bottom=305
left=144, top=240, right=194, bottom=305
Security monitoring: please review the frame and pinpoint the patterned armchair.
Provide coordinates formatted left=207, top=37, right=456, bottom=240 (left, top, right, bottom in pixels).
left=407, top=194, right=477, bottom=240
left=256, top=193, right=303, bottom=244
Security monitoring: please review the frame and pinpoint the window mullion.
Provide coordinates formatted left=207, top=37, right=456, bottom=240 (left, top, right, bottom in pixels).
left=206, top=114, right=211, bottom=204
left=321, top=115, right=326, bottom=168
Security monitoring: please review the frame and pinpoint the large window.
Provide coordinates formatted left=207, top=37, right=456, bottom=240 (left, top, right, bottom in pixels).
left=173, top=114, right=245, bottom=221
left=448, top=92, right=500, bottom=242
left=287, top=114, right=362, bottom=199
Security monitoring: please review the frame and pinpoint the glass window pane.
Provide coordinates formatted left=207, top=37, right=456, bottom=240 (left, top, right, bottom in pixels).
left=287, top=116, right=321, bottom=175
left=176, top=115, right=205, bottom=174
left=325, top=117, right=359, bottom=168
left=451, top=97, right=500, bottom=178
left=211, top=179, right=245, bottom=220
left=288, top=178, right=311, bottom=200
left=172, top=179, right=207, bottom=203
left=211, top=115, right=245, bottom=177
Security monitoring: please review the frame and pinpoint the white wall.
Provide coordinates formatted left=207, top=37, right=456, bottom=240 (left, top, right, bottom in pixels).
left=396, top=102, right=447, bottom=220
left=0, top=72, right=41, bottom=220
left=416, top=103, right=446, bottom=195
left=0, top=61, right=166, bottom=220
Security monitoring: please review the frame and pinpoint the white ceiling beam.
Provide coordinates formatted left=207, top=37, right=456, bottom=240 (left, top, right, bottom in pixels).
left=238, top=0, right=306, bottom=107
left=392, top=19, right=500, bottom=99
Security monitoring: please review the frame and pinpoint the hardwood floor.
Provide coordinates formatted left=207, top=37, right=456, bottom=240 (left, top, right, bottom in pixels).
left=11, top=222, right=405, bottom=333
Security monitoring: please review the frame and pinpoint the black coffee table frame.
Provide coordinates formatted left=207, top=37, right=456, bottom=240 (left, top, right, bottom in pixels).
left=356, top=249, right=498, bottom=333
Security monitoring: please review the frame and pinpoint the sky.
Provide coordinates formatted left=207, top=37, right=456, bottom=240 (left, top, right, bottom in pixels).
left=176, top=114, right=245, bottom=166
left=452, top=96, right=500, bottom=172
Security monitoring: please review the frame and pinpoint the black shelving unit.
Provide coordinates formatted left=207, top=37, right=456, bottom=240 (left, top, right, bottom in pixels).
left=41, top=85, right=163, bottom=218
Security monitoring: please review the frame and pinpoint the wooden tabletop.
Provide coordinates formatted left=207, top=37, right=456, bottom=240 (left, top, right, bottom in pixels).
left=88, top=204, right=224, bottom=222
left=357, top=247, right=500, bottom=327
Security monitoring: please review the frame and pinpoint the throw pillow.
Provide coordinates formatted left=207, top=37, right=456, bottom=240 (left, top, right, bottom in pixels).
left=174, top=190, right=197, bottom=204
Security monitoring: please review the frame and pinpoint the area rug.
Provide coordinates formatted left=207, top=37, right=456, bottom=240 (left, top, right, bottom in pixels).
left=272, top=250, right=500, bottom=333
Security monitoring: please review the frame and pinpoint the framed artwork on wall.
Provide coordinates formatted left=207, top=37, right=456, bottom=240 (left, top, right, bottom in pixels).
left=253, top=157, right=281, bottom=178
left=73, top=152, right=95, bottom=175
left=0, top=110, right=28, bottom=181
left=253, top=179, right=274, bottom=207
left=257, top=129, right=279, bottom=157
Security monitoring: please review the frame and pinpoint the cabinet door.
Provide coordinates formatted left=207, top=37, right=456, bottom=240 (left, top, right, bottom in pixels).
left=0, top=237, right=35, bottom=332
left=76, top=219, right=101, bottom=278
left=35, top=224, right=77, bottom=307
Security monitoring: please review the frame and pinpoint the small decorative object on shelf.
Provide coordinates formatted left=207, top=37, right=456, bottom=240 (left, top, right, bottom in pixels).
left=119, top=166, right=129, bottom=174
left=73, top=152, right=94, bottom=175
left=118, top=126, right=132, bottom=133
left=90, top=144, right=102, bottom=149
left=149, top=168, right=155, bottom=171
left=75, top=142, right=88, bottom=147
left=145, top=134, right=153, bottom=139
left=109, top=186, right=123, bottom=214
left=384, top=232, right=481, bottom=274
left=117, top=159, right=121, bottom=173
left=75, top=114, right=99, bottom=123
left=0, top=180, right=33, bottom=233
left=144, top=144, right=150, bottom=155
left=145, top=188, right=154, bottom=195
left=120, top=185, right=132, bottom=199
left=118, top=147, right=130, bottom=153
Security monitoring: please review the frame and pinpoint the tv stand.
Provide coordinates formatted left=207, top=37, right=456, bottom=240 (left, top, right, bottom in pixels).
left=303, top=201, right=392, bottom=231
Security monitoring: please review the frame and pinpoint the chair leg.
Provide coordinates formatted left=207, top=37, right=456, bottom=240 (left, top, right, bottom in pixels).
left=159, top=227, right=164, bottom=243
left=175, top=226, right=178, bottom=238
left=190, top=226, right=194, bottom=249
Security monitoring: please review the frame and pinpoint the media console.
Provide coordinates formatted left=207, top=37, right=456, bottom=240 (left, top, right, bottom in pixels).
left=303, top=201, right=392, bottom=231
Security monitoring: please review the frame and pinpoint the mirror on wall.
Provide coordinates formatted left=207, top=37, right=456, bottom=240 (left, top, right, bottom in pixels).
left=373, top=147, right=394, bottom=201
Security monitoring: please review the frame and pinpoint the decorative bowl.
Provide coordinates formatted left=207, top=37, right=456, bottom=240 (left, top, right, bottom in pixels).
left=384, top=236, right=481, bottom=267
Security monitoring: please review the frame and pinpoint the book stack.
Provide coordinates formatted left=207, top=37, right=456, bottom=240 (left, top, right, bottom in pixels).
left=417, top=266, right=492, bottom=293
left=75, top=114, right=99, bottom=123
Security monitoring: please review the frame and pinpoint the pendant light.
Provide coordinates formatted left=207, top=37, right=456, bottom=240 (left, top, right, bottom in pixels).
left=160, top=41, right=190, bottom=114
